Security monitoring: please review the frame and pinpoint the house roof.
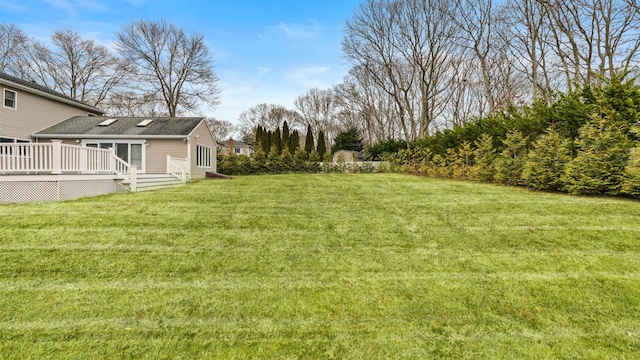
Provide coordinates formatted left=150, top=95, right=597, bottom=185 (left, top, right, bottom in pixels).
left=0, top=72, right=105, bottom=115
left=220, top=139, right=252, bottom=148
left=33, top=116, right=205, bottom=139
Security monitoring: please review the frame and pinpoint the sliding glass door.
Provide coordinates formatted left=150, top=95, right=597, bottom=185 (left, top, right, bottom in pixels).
left=84, top=141, right=145, bottom=173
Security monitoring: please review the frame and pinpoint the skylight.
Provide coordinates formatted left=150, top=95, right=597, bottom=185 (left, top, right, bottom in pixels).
left=98, top=118, right=118, bottom=126
left=137, top=119, right=154, bottom=127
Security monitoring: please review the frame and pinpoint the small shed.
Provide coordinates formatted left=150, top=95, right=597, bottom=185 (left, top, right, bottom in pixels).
left=332, top=150, right=365, bottom=163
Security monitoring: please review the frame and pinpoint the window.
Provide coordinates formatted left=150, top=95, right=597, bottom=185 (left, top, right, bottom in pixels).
left=136, top=119, right=154, bottom=127
left=4, top=89, right=16, bottom=109
left=196, top=144, right=211, bottom=168
left=234, top=147, right=241, bottom=154
left=98, top=118, right=118, bottom=126
left=0, top=137, right=29, bottom=155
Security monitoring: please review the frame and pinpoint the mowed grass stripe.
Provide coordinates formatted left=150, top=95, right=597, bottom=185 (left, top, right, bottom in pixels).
left=1, top=173, right=639, bottom=358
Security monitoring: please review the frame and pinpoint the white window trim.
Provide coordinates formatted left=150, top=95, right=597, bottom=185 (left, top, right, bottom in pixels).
left=81, top=139, right=146, bottom=173
left=196, top=144, right=212, bottom=168
left=3, top=88, right=16, bottom=110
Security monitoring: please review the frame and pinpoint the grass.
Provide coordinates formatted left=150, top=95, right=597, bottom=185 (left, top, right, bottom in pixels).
left=0, top=173, right=639, bottom=359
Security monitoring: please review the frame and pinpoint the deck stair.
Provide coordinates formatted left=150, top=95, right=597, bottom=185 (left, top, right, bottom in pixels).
left=123, top=173, right=185, bottom=192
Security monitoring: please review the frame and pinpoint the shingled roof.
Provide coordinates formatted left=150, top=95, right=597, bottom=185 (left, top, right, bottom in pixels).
left=0, top=72, right=104, bottom=114
left=33, top=116, right=205, bottom=138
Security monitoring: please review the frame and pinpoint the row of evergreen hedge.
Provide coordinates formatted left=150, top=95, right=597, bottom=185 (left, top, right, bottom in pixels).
left=217, top=148, right=386, bottom=175
left=383, top=76, right=640, bottom=198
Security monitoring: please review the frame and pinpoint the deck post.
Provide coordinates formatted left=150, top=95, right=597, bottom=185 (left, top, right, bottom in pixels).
left=109, top=148, right=116, bottom=173
left=51, top=140, right=63, bottom=174
left=129, top=165, right=137, bottom=192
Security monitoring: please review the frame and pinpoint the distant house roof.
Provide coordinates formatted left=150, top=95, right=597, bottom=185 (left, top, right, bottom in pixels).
left=0, top=72, right=104, bottom=115
left=220, top=139, right=252, bottom=148
left=33, top=116, right=205, bottom=139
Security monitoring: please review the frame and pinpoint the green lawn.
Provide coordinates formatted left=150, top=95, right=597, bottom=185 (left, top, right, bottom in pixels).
left=1, top=173, right=639, bottom=359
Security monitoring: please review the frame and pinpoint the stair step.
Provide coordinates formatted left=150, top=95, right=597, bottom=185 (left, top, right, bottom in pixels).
left=122, top=173, right=186, bottom=192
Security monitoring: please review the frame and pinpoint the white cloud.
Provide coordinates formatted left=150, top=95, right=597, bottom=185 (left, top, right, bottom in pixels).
left=273, top=22, right=318, bottom=40
left=287, top=65, right=331, bottom=88
left=257, top=67, right=271, bottom=76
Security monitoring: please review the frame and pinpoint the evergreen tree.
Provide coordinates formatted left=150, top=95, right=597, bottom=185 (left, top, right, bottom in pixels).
left=309, top=150, right=321, bottom=162
left=622, top=147, right=640, bottom=197
left=293, top=147, right=308, bottom=163
left=317, top=130, right=327, bottom=157
left=331, top=127, right=363, bottom=154
left=290, top=130, right=300, bottom=152
left=255, top=126, right=263, bottom=148
left=454, top=141, right=474, bottom=179
left=253, top=146, right=267, bottom=164
left=268, top=144, right=280, bottom=162
left=271, top=128, right=282, bottom=155
left=282, top=121, right=290, bottom=153
left=563, top=115, right=632, bottom=195
left=470, top=133, right=496, bottom=182
left=262, top=130, right=272, bottom=154
left=304, top=125, right=314, bottom=154
left=523, top=127, right=572, bottom=191
left=495, top=130, right=528, bottom=185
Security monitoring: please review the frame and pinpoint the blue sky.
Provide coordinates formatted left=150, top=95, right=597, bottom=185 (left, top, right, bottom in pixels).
left=0, top=0, right=362, bottom=123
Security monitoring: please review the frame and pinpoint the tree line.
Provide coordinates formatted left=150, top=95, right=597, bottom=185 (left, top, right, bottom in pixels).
left=0, top=20, right=220, bottom=118
left=237, top=0, right=640, bottom=150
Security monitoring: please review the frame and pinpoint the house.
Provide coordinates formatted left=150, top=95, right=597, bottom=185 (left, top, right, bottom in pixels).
left=33, top=116, right=217, bottom=179
left=219, top=139, right=254, bottom=156
left=0, top=72, right=218, bottom=203
left=1, top=72, right=104, bottom=142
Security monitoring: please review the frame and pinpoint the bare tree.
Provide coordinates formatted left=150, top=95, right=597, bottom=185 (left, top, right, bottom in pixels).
left=116, top=19, right=221, bottom=117
left=206, top=118, right=236, bottom=142
left=343, top=0, right=418, bottom=142
left=536, top=0, right=640, bottom=87
left=343, top=0, right=461, bottom=141
left=43, top=29, right=130, bottom=107
left=500, top=0, right=555, bottom=103
left=0, top=23, right=29, bottom=74
left=294, top=88, right=341, bottom=143
left=101, top=91, right=168, bottom=117
left=237, top=103, right=303, bottom=141
left=333, top=66, right=402, bottom=145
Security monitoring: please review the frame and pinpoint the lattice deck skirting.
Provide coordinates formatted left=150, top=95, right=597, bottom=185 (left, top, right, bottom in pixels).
left=0, top=175, right=121, bottom=204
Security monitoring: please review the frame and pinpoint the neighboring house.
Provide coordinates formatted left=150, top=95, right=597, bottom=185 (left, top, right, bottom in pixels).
left=0, top=72, right=104, bottom=143
left=219, top=139, right=254, bottom=156
left=332, top=150, right=365, bottom=163
left=33, top=116, right=217, bottom=179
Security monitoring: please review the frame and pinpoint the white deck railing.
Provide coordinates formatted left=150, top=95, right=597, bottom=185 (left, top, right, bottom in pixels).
left=0, top=140, right=137, bottom=190
left=166, top=155, right=189, bottom=183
